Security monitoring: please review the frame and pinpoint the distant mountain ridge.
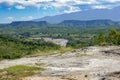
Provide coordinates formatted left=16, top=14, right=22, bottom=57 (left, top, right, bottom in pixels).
left=9, top=21, right=49, bottom=27
left=2, top=19, right=119, bottom=27
left=59, top=20, right=119, bottom=27
left=34, top=6, right=120, bottom=23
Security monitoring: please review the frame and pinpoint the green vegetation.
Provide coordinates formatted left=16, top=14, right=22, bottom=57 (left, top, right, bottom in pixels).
left=94, top=28, right=120, bottom=46
left=0, top=21, right=120, bottom=80
left=1, top=23, right=120, bottom=59
left=0, top=65, right=44, bottom=80
left=0, top=26, right=112, bottom=48
left=0, top=34, right=60, bottom=59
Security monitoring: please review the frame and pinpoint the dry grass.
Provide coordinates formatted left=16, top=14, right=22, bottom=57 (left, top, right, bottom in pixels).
left=27, top=47, right=74, bottom=57
left=0, top=65, right=44, bottom=80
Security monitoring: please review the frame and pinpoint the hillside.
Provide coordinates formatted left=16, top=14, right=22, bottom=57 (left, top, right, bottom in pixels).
left=1, top=19, right=120, bottom=28
left=0, top=35, right=60, bottom=59
left=58, top=20, right=119, bottom=27
left=34, top=6, right=120, bottom=23
left=1, top=21, right=120, bottom=49
left=9, top=21, right=49, bottom=27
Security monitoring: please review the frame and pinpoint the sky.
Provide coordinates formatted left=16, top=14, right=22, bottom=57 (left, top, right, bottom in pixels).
left=0, top=0, right=120, bottom=23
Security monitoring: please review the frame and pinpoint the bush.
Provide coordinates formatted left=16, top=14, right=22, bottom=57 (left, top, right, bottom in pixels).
left=0, top=34, right=60, bottom=59
left=94, top=28, right=120, bottom=46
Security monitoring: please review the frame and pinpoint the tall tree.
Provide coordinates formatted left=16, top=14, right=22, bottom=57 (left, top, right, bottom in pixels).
left=108, top=28, right=119, bottom=45
left=94, top=32, right=106, bottom=46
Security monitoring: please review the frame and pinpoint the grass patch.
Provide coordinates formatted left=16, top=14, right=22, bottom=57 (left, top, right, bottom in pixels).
left=58, top=47, right=74, bottom=54
left=0, top=65, right=44, bottom=80
left=28, top=47, right=74, bottom=57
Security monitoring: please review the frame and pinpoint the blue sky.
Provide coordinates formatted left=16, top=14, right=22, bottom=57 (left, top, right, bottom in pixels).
left=0, top=0, right=120, bottom=23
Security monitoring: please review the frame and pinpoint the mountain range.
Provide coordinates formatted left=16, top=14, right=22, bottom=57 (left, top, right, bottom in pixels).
left=1, top=19, right=119, bottom=27
left=59, top=20, right=120, bottom=27
left=9, top=21, right=49, bottom=27
left=1, top=6, right=120, bottom=28
left=34, top=6, right=120, bottom=23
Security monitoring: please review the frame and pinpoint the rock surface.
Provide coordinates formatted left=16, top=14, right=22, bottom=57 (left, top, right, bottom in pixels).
left=0, top=46, right=120, bottom=80
left=42, top=37, right=68, bottom=47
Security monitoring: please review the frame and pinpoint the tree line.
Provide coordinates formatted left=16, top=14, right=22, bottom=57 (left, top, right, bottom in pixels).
left=0, top=34, right=60, bottom=59
left=94, top=28, right=120, bottom=46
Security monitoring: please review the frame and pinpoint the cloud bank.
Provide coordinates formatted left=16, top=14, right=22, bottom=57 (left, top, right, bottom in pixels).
left=0, top=0, right=120, bottom=13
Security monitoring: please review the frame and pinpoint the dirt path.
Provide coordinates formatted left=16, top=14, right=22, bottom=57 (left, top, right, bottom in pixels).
left=0, top=46, right=120, bottom=80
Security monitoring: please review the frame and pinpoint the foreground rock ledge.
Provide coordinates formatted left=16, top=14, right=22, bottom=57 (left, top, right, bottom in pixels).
left=0, top=46, right=120, bottom=80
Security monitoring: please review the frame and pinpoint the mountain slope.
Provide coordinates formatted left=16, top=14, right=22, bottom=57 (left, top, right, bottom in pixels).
left=58, top=20, right=119, bottom=27
left=9, top=21, right=49, bottom=27
left=0, top=20, right=119, bottom=28
left=34, top=6, right=120, bottom=23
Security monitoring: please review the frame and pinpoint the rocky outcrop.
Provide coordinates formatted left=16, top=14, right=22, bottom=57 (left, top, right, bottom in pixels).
left=42, top=37, right=68, bottom=47
left=0, top=46, right=120, bottom=80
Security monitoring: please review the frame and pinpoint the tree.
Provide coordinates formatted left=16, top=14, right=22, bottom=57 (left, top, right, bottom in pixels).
left=94, top=32, right=106, bottom=46
left=108, top=28, right=120, bottom=45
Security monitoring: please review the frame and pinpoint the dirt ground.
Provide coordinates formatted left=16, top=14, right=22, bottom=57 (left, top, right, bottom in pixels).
left=0, top=46, right=120, bottom=80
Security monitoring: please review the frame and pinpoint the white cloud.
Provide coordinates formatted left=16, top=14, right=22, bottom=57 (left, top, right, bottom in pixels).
left=0, top=0, right=120, bottom=13
left=21, top=16, right=33, bottom=20
left=21, top=17, right=26, bottom=19
left=15, top=5, right=25, bottom=9
left=28, top=16, right=33, bottom=19
left=92, top=5, right=107, bottom=9
left=6, top=17, right=14, bottom=21
left=0, top=0, right=97, bottom=9
left=92, top=4, right=115, bottom=9
left=63, top=6, right=81, bottom=13
left=104, top=0, right=120, bottom=3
